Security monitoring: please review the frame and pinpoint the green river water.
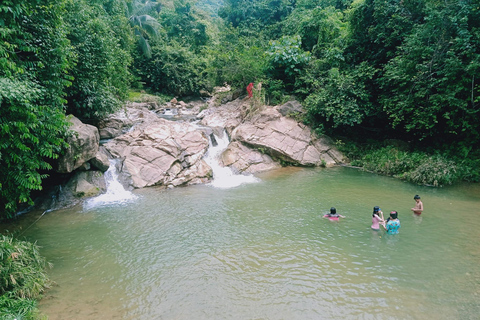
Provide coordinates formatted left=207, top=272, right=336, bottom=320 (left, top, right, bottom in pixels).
left=7, top=166, right=480, bottom=319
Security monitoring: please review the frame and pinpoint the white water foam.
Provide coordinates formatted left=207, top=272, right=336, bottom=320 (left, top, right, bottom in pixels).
left=83, top=159, right=137, bottom=210
left=204, top=131, right=260, bottom=189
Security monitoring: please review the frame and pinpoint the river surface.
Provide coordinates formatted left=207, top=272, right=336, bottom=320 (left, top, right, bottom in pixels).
left=7, top=166, right=480, bottom=319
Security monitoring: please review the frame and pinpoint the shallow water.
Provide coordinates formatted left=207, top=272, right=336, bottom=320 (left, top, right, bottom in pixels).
left=11, top=166, right=480, bottom=319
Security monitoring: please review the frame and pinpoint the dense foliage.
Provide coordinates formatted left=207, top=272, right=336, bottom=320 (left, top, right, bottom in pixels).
left=64, top=0, right=133, bottom=122
left=0, top=0, right=71, bottom=218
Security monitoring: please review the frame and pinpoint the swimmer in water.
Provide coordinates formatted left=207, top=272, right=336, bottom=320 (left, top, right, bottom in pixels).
left=323, top=207, right=345, bottom=220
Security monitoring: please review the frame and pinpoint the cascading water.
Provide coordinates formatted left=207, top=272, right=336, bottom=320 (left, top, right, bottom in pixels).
left=83, top=159, right=137, bottom=210
left=203, top=131, right=259, bottom=189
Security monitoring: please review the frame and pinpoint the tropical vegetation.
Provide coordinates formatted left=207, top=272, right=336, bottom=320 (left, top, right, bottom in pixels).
left=0, top=234, right=51, bottom=320
left=1, top=0, right=480, bottom=317
left=1, top=0, right=479, bottom=215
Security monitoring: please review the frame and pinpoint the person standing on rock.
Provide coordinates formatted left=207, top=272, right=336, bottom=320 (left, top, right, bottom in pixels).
left=247, top=82, right=254, bottom=98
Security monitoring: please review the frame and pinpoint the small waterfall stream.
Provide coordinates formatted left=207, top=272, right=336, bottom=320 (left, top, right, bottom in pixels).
left=203, top=131, right=259, bottom=189
left=83, top=159, right=137, bottom=210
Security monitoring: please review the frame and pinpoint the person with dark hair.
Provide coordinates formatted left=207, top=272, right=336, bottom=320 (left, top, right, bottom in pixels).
left=371, top=206, right=385, bottom=231
left=411, top=195, right=423, bottom=215
left=384, top=211, right=400, bottom=234
left=323, top=207, right=345, bottom=220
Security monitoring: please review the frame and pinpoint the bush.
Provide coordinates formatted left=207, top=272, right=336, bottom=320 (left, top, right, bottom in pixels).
left=402, top=156, right=458, bottom=187
left=346, top=145, right=465, bottom=186
left=0, top=235, right=51, bottom=319
left=139, top=41, right=209, bottom=96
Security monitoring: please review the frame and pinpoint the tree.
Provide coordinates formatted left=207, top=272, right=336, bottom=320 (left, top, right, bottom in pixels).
left=207, top=27, right=268, bottom=88
left=379, top=0, right=480, bottom=143
left=0, top=0, right=71, bottom=218
left=127, top=0, right=162, bottom=58
left=266, top=35, right=311, bottom=84
left=219, top=0, right=295, bottom=35
left=136, top=40, right=209, bottom=95
left=159, top=0, right=210, bottom=49
left=65, top=0, right=133, bottom=122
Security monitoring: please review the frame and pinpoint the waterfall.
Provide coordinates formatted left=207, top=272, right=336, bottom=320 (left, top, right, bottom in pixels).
left=83, top=159, right=137, bottom=210
left=203, top=131, right=259, bottom=189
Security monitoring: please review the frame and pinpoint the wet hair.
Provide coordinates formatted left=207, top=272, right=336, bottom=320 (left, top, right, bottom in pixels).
left=330, top=207, right=336, bottom=214
left=414, top=195, right=421, bottom=200
left=373, top=206, right=380, bottom=217
left=390, top=211, right=398, bottom=220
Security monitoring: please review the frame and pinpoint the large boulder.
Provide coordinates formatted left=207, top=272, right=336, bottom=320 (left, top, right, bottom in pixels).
left=221, top=141, right=282, bottom=174
left=104, top=118, right=211, bottom=188
left=231, top=106, right=344, bottom=167
left=57, top=116, right=100, bottom=173
left=89, top=146, right=111, bottom=172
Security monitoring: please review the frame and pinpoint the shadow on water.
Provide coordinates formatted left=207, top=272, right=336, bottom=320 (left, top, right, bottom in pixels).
left=5, top=166, right=480, bottom=320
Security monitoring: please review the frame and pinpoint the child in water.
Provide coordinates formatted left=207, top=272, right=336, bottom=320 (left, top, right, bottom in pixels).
left=384, top=211, right=400, bottom=234
left=411, top=195, right=423, bottom=215
left=323, top=207, right=345, bottom=220
left=371, top=206, right=385, bottom=231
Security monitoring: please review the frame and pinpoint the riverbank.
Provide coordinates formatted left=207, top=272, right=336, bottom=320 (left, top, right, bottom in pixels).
left=0, top=234, right=51, bottom=320
left=336, top=140, right=480, bottom=187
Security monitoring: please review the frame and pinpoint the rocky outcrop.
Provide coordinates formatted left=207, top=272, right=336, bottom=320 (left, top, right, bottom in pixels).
left=221, top=141, right=282, bottom=173
left=198, top=99, right=244, bottom=135
left=57, top=116, right=100, bottom=173
left=231, top=106, right=344, bottom=167
left=50, top=98, right=345, bottom=210
left=104, top=118, right=211, bottom=188
left=97, top=104, right=158, bottom=140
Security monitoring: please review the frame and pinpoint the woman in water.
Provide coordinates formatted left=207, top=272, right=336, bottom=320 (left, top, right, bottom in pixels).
left=371, top=206, right=385, bottom=231
left=323, top=207, right=345, bottom=220
left=384, top=211, right=400, bottom=234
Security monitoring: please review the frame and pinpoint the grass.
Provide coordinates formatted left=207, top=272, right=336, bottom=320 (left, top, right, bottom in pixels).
left=126, top=90, right=172, bottom=105
left=336, top=141, right=480, bottom=187
left=0, top=234, right=51, bottom=320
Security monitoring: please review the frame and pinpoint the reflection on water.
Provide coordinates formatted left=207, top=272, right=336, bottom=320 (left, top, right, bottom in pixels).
left=11, top=167, right=480, bottom=319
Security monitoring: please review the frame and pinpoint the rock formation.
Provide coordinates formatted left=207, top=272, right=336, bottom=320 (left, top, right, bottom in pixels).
left=52, top=98, right=345, bottom=207
left=104, top=118, right=211, bottom=188
left=231, top=106, right=343, bottom=167
left=56, top=116, right=100, bottom=173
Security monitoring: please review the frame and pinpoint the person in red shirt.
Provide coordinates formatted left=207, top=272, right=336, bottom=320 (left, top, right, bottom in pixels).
left=246, top=82, right=254, bottom=98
